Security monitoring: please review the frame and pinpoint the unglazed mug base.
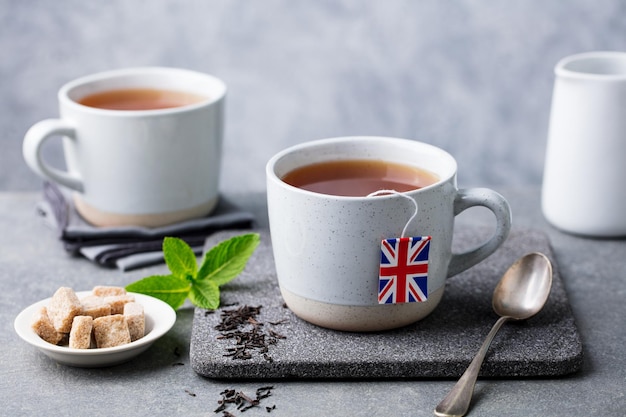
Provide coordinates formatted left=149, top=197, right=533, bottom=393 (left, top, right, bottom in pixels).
left=74, top=194, right=218, bottom=228
left=280, top=285, right=445, bottom=332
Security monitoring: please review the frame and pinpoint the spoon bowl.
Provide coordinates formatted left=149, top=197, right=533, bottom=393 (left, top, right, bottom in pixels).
left=492, top=252, right=553, bottom=320
left=434, top=252, right=553, bottom=417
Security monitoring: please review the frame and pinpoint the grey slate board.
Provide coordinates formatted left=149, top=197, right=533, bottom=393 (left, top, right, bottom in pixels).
left=190, top=228, right=583, bottom=379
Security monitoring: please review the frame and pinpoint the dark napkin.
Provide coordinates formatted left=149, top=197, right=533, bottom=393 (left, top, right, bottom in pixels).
left=36, top=182, right=256, bottom=271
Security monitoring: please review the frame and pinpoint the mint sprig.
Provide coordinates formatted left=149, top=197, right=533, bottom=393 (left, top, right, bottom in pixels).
left=126, top=233, right=260, bottom=310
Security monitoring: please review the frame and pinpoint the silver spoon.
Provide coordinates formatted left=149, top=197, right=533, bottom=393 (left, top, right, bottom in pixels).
left=434, top=252, right=553, bottom=417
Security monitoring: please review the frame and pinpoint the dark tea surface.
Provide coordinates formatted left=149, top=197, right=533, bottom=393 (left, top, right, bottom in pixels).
left=78, top=88, right=207, bottom=110
left=281, top=159, right=439, bottom=196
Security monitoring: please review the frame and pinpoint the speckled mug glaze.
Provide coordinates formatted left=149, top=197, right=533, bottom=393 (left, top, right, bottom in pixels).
left=266, top=137, right=511, bottom=331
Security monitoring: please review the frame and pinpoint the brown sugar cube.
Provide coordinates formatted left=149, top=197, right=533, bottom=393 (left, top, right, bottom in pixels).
left=69, top=316, right=93, bottom=349
left=104, top=294, right=135, bottom=315
left=92, top=286, right=127, bottom=297
left=58, top=333, right=70, bottom=346
left=80, top=295, right=112, bottom=319
left=93, top=315, right=131, bottom=348
left=123, top=302, right=145, bottom=342
left=31, top=307, right=64, bottom=345
left=47, top=287, right=82, bottom=333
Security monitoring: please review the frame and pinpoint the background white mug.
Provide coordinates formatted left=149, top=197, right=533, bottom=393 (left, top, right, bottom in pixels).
left=23, top=67, right=226, bottom=228
left=266, top=137, right=512, bottom=331
left=542, top=51, right=626, bottom=237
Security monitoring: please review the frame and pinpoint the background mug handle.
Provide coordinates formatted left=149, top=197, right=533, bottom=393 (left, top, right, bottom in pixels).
left=22, top=119, right=84, bottom=192
left=447, top=188, right=512, bottom=277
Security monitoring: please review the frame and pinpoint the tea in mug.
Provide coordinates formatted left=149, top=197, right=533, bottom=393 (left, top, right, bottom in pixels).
left=78, top=88, right=208, bottom=110
left=281, top=159, right=439, bottom=197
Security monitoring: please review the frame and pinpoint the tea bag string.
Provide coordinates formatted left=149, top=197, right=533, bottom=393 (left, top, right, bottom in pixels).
left=366, top=190, right=419, bottom=238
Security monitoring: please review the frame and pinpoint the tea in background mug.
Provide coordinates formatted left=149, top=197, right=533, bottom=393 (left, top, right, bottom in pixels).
left=266, top=137, right=512, bottom=331
left=23, top=67, right=226, bottom=228
left=542, top=51, right=626, bottom=237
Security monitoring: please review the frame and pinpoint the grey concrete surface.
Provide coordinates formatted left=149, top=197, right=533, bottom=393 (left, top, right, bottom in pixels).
left=1, top=188, right=625, bottom=416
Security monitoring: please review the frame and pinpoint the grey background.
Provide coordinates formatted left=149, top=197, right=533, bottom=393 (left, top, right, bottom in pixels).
left=2, top=0, right=625, bottom=193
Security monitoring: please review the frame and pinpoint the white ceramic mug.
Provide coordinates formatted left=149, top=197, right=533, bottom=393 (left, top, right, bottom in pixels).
left=542, top=51, right=626, bottom=237
left=23, top=67, right=226, bottom=228
left=266, top=137, right=512, bottom=331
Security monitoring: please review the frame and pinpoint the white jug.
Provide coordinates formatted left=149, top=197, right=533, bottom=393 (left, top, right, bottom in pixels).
left=542, top=51, right=626, bottom=237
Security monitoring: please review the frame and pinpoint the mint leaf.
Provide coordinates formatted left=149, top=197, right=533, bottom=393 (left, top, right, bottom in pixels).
left=125, top=274, right=190, bottom=310
left=197, top=233, right=260, bottom=286
left=188, top=279, right=220, bottom=310
left=125, top=233, right=260, bottom=311
left=163, top=236, right=197, bottom=280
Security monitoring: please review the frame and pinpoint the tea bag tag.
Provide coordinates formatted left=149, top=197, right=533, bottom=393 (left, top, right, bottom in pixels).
left=368, top=190, right=431, bottom=305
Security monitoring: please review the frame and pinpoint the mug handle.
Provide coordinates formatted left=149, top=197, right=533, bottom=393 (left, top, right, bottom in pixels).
left=447, top=188, right=512, bottom=277
left=23, top=119, right=84, bottom=192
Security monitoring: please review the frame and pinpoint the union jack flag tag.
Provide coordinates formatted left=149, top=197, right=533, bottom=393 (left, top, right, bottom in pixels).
left=378, top=236, right=431, bottom=304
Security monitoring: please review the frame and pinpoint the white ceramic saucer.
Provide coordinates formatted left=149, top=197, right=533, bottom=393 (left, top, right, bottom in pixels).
left=14, top=291, right=176, bottom=367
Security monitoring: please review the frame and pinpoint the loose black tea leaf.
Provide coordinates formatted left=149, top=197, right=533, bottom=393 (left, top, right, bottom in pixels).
left=215, top=386, right=275, bottom=415
left=214, top=305, right=287, bottom=362
left=256, top=386, right=274, bottom=399
left=268, top=329, right=286, bottom=339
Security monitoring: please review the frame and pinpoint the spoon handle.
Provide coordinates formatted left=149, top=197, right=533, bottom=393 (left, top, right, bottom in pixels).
left=434, top=316, right=510, bottom=417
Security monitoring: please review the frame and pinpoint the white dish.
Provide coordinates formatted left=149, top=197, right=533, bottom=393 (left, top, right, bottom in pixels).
left=14, top=291, right=176, bottom=367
